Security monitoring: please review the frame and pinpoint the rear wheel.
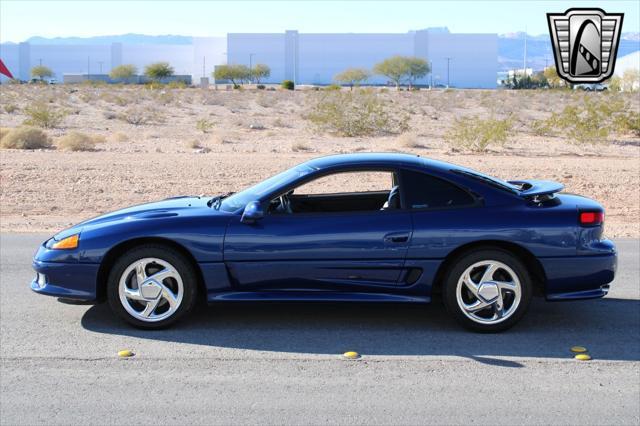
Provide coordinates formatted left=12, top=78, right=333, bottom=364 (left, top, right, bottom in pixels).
left=442, top=249, right=532, bottom=332
left=107, top=245, right=198, bottom=329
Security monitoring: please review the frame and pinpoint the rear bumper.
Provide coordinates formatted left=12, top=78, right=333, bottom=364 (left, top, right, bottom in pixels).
left=541, top=241, right=617, bottom=301
left=31, top=259, right=99, bottom=301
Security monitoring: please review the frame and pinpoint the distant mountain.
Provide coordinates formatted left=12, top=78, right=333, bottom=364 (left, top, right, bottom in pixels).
left=26, top=33, right=193, bottom=45
left=18, top=32, right=640, bottom=72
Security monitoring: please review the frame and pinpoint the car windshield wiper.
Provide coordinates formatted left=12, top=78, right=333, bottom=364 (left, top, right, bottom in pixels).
left=207, top=192, right=234, bottom=209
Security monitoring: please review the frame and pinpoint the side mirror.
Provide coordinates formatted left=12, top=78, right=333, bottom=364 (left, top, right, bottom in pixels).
left=241, top=201, right=264, bottom=224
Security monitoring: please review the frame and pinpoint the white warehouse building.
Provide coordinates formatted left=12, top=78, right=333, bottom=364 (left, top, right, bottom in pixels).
left=228, top=28, right=498, bottom=88
left=1, top=28, right=497, bottom=88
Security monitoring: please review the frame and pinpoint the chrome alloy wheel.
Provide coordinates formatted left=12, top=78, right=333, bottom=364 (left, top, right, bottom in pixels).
left=118, top=257, right=184, bottom=322
left=455, top=260, right=522, bottom=325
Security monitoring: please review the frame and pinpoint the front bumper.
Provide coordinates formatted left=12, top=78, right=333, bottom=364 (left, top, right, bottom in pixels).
left=541, top=240, right=617, bottom=301
left=31, top=259, right=99, bottom=301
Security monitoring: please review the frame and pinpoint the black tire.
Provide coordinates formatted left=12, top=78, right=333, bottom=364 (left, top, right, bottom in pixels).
left=442, top=248, right=532, bottom=333
left=107, top=244, right=198, bottom=329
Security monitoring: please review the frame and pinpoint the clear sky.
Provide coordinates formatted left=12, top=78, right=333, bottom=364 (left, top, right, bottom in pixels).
left=1, top=0, right=638, bottom=43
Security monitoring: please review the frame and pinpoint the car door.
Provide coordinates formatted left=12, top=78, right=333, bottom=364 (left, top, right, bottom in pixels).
left=223, top=169, right=412, bottom=292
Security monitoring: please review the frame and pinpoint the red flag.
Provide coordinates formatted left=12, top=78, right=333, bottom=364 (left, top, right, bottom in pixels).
left=0, top=59, right=14, bottom=79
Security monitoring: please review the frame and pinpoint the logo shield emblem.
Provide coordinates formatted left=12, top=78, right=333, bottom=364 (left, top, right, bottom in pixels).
left=547, top=8, right=624, bottom=83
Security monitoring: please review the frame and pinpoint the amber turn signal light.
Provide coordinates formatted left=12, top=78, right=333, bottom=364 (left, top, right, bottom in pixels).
left=51, top=234, right=79, bottom=250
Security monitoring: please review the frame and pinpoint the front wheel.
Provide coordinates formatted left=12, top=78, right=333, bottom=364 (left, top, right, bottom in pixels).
left=442, top=249, right=532, bottom=332
left=107, top=245, right=198, bottom=329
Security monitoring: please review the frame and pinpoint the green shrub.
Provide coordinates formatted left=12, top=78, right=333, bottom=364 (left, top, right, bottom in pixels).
left=23, top=102, right=66, bottom=128
left=307, top=89, right=410, bottom=137
left=530, top=96, right=630, bottom=144
left=445, top=116, right=513, bottom=152
left=614, top=111, right=640, bottom=137
left=281, top=80, right=295, bottom=90
left=257, top=84, right=266, bottom=90
left=196, top=118, right=214, bottom=133
left=1, top=126, right=51, bottom=149
left=166, top=80, right=187, bottom=89
left=4, top=104, right=18, bottom=114
left=56, top=131, right=104, bottom=151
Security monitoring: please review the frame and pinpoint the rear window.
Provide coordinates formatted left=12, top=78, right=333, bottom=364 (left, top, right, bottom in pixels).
left=401, top=169, right=475, bottom=209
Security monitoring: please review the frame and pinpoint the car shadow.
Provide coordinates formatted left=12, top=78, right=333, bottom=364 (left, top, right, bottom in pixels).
left=81, top=296, right=640, bottom=363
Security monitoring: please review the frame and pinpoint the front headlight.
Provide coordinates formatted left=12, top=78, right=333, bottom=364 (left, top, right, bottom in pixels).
left=50, top=234, right=79, bottom=250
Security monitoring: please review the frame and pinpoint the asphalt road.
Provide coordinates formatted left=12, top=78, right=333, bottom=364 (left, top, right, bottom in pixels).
left=1, top=234, right=638, bottom=425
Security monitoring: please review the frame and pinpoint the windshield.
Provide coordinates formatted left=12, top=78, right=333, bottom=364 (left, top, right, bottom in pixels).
left=218, top=164, right=316, bottom=212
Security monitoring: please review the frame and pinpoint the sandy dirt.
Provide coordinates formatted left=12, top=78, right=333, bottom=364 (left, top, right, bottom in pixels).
left=0, top=85, right=638, bottom=237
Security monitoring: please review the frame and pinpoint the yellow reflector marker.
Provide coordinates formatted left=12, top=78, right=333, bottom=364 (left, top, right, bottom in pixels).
left=51, top=234, right=79, bottom=250
left=570, top=346, right=588, bottom=353
left=343, top=351, right=360, bottom=359
left=575, top=353, right=592, bottom=361
left=118, top=349, right=134, bottom=358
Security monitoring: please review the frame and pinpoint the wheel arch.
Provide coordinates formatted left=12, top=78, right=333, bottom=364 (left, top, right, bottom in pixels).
left=95, top=237, right=206, bottom=302
left=431, top=240, right=547, bottom=297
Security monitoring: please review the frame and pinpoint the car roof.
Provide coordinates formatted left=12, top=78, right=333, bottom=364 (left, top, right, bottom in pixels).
left=303, top=152, right=459, bottom=173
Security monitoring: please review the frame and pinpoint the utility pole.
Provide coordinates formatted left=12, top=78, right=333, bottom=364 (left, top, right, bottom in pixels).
left=87, top=56, right=90, bottom=81
left=38, top=58, right=42, bottom=66
left=523, top=27, right=527, bottom=75
left=445, top=57, right=451, bottom=88
left=249, top=53, right=255, bottom=82
left=202, top=56, right=206, bottom=78
left=98, top=61, right=103, bottom=74
left=429, top=60, right=433, bottom=89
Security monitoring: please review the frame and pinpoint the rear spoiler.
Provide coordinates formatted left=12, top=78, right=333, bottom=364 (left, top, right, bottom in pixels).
left=508, top=180, right=565, bottom=198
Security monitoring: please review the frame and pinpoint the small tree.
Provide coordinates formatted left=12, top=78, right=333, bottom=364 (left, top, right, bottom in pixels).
left=374, top=56, right=409, bottom=89
left=405, top=57, right=430, bottom=89
left=334, top=68, right=370, bottom=90
left=31, top=65, right=53, bottom=82
left=621, top=69, right=640, bottom=92
left=109, top=64, right=137, bottom=81
left=144, top=62, right=174, bottom=82
left=214, top=64, right=251, bottom=87
left=543, top=66, right=564, bottom=88
left=251, top=64, right=271, bottom=84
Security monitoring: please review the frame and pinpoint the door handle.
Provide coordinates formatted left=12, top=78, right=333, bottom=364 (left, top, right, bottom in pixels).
left=384, top=232, right=410, bottom=244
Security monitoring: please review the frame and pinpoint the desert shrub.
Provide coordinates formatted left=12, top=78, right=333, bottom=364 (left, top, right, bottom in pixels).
left=531, top=96, right=630, bottom=144
left=188, top=140, right=202, bottom=149
left=397, top=132, right=421, bottom=148
left=112, top=132, right=129, bottom=142
left=144, top=62, right=174, bottom=81
left=307, top=89, right=409, bottom=137
left=23, top=102, right=66, bottom=128
left=56, top=131, right=104, bottom=151
left=119, top=107, right=164, bottom=125
left=257, top=84, right=266, bottom=90
left=196, top=118, right=214, bottom=133
left=4, top=104, right=18, bottom=114
left=272, top=117, right=291, bottom=128
left=0, top=127, right=10, bottom=142
left=613, top=111, right=640, bottom=137
left=291, top=141, right=312, bottom=152
left=167, top=81, right=187, bottom=89
left=281, top=80, right=295, bottom=90
left=445, top=116, right=513, bottom=152
left=1, top=126, right=51, bottom=149
left=325, top=84, right=342, bottom=91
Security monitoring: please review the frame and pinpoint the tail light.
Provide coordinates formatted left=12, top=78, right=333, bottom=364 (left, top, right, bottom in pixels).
left=579, top=211, right=604, bottom=226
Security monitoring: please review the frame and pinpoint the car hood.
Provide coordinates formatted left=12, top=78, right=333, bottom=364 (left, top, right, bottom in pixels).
left=52, top=196, right=221, bottom=240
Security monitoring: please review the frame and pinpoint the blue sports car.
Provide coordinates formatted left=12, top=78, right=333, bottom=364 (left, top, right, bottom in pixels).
left=31, top=153, right=616, bottom=332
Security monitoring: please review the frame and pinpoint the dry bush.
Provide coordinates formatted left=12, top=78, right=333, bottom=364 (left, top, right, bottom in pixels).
left=0, top=127, right=10, bottom=142
left=445, top=116, right=513, bottom=152
left=112, top=132, right=129, bottom=142
left=307, top=89, right=410, bottom=137
left=272, top=117, right=292, bottom=128
left=397, top=132, right=422, bottom=148
left=1, top=126, right=51, bottom=149
left=4, top=104, right=18, bottom=114
left=291, top=141, right=312, bottom=152
left=210, top=133, right=231, bottom=144
left=56, top=132, right=105, bottom=151
left=23, top=102, right=67, bottom=128
left=188, top=140, right=202, bottom=149
left=119, top=107, right=164, bottom=125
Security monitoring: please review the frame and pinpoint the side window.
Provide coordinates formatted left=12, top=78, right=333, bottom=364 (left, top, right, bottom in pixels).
left=269, top=170, right=397, bottom=214
left=401, top=169, right=475, bottom=209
